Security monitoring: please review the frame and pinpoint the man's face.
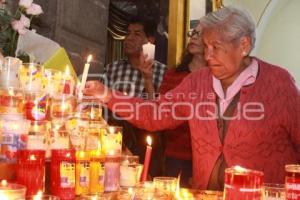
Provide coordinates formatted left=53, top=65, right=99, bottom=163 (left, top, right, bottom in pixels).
left=124, top=23, right=148, bottom=56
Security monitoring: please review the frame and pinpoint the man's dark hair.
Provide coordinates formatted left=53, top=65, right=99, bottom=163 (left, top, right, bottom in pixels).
left=128, top=15, right=157, bottom=38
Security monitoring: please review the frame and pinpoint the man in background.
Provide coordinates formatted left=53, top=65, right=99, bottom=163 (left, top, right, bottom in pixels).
left=103, top=15, right=167, bottom=177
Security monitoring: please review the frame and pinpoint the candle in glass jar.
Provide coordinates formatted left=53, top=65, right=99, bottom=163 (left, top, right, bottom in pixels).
left=223, top=166, right=264, bottom=200
left=89, top=150, right=105, bottom=194
left=51, top=149, right=76, bottom=200
left=0, top=180, right=26, bottom=200
left=0, top=114, right=29, bottom=161
left=75, top=150, right=90, bottom=196
left=285, top=164, right=300, bottom=200
left=141, top=136, right=152, bottom=182
left=142, top=42, right=155, bottom=60
left=120, top=155, right=140, bottom=187
left=16, top=150, right=46, bottom=196
left=104, top=153, right=120, bottom=192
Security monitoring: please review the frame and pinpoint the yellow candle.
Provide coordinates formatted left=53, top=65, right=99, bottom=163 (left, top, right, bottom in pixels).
left=75, top=150, right=90, bottom=195
left=89, top=150, right=105, bottom=194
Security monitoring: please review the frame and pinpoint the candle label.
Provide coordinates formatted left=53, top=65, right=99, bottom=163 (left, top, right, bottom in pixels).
left=286, top=182, right=300, bottom=200
left=98, top=163, right=105, bottom=184
left=0, top=133, right=27, bottom=160
left=60, top=161, right=75, bottom=188
left=79, top=162, right=90, bottom=187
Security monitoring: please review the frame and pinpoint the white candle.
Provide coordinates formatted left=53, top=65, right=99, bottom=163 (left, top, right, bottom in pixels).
left=79, top=55, right=92, bottom=99
left=142, top=42, right=155, bottom=60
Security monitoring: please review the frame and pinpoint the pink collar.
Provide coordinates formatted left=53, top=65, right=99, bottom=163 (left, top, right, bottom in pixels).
left=212, top=58, right=259, bottom=114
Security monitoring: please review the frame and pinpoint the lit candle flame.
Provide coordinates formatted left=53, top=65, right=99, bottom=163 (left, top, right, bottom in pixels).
left=66, top=153, right=71, bottom=157
left=233, top=165, right=247, bottom=173
left=87, top=55, right=92, bottom=63
left=61, top=103, right=68, bottom=112
left=90, top=110, right=95, bottom=119
left=146, top=136, right=152, bottom=146
left=33, top=190, right=43, bottom=200
left=108, top=150, right=115, bottom=156
left=128, top=187, right=133, bottom=194
left=108, top=126, right=115, bottom=134
left=65, top=65, right=70, bottom=76
left=8, top=88, right=14, bottom=96
left=1, top=180, right=7, bottom=186
left=30, top=155, right=36, bottom=160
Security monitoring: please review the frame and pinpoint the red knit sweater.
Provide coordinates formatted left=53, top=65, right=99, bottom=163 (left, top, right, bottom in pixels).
left=159, top=69, right=192, bottom=160
left=108, top=58, right=300, bottom=189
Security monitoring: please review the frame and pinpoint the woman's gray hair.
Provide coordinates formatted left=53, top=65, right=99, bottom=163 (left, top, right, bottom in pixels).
left=202, top=6, right=256, bottom=49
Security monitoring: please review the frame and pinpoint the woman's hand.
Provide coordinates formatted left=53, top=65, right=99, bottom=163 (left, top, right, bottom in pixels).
left=83, top=80, right=112, bottom=103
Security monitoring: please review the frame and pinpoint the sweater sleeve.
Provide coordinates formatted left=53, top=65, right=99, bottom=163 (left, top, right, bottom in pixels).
left=285, top=73, right=300, bottom=161
left=106, top=74, right=193, bottom=132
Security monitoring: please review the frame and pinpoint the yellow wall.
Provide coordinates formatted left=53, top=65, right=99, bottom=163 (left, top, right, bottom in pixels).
left=224, top=0, right=300, bottom=86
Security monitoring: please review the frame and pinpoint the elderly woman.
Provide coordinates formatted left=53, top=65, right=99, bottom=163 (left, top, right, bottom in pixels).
left=84, top=6, right=300, bottom=190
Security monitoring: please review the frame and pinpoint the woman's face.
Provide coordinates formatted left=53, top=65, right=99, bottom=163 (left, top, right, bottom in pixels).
left=187, top=27, right=204, bottom=55
left=202, top=27, right=249, bottom=83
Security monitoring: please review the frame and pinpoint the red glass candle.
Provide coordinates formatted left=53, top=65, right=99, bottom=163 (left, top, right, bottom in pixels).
left=16, top=149, right=46, bottom=196
left=224, top=166, right=264, bottom=200
left=286, top=164, right=300, bottom=200
left=51, top=149, right=75, bottom=200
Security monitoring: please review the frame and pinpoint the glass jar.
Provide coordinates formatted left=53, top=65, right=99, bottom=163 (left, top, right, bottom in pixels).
left=285, top=164, right=300, bottom=200
left=75, top=150, right=90, bottom=196
left=16, top=149, right=46, bottom=196
left=223, top=166, right=264, bottom=200
left=0, top=181, right=26, bottom=200
left=50, top=149, right=75, bottom=200
left=50, top=94, right=76, bottom=119
left=100, top=126, right=122, bottom=156
left=104, top=155, right=121, bottom=192
left=18, top=63, right=45, bottom=93
left=89, top=150, right=105, bottom=194
left=0, top=57, right=22, bottom=88
left=0, top=87, right=24, bottom=114
left=0, top=114, right=30, bottom=162
left=120, top=155, right=142, bottom=187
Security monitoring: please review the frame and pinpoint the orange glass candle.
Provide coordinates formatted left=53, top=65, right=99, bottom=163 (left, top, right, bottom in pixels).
left=89, top=150, right=105, bottom=194
left=75, top=150, right=90, bottom=196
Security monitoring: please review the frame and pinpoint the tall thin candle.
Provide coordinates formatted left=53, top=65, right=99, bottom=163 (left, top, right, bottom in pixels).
left=141, top=136, right=152, bottom=182
left=79, top=55, right=92, bottom=100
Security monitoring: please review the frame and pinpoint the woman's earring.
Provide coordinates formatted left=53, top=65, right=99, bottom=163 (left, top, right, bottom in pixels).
left=242, top=51, right=247, bottom=56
